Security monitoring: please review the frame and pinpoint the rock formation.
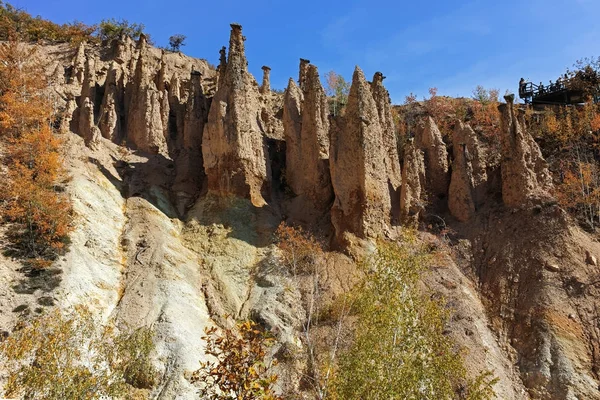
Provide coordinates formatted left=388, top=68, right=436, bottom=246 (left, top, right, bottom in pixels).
left=217, top=46, right=227, bottom=90
left=448, top=134, right=475, bottom=222
left=79, top=97, right=101, bottom=146
left=260, top=66, right=271, bottom=94
left=298, top=58, right=310, bottom=91
left=98, top=62, right=122, bottom=142
left=330, top=66, right=391, bottom=240
left=202, top=24, right=269, bottom=206
left=70, top=41, right=86, bottom=85
left=400, top=139, right=426, bottom=227
left=414, top=116, right=449, bottom=201
left=499, top=95, right=552, bottom=207
left=284, top=64, right=333, bottom=209
left=282, top=78, right=304, bottom=189
left=183, top=71, right=207, bottom=150
left=370, top=72, right=402, bottom=194
left=126, top=35, right=168, bottom=154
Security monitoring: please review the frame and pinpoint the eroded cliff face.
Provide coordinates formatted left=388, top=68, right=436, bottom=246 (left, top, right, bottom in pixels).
left=4, top=25, right=600, bottom=400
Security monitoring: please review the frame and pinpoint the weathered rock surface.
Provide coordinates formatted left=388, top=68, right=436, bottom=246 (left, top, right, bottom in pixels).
left=260, top=65, right=271, bottom=94
left=98, top=62, right=123, bottom=142
left=284, top=64, right=332, bottom=209
left=499, top=95, right=553, bottom=207
left=126, top=35, right=168, bottom=154
left=400, top=139, right=426, bottom=227
left=371, top=72, right=402, bottom=193
left=202, top=24, right=269, bottom=206
left=282, top=78, right=304, bottom=188
left=330, top=67, right=391, bottom=240
left=448, top=139, right=475, bottom=222
left=414, top=116, right=449, bottom=201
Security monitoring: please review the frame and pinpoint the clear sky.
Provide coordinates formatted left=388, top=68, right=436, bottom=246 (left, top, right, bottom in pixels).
left=11, top=0, right=600, bottom=103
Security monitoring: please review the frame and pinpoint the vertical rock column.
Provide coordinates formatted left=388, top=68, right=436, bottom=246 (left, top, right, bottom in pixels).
left=298, top=58, right=310, bottom=91
left=330, top=66, right=391, bottom=240
left=282, top=78, right=304, bottom=191
left=414, top=116, right=449, bottom=202
left=499, top=95, right=552, bottom=207
left=370, top=72, right=402, bottom=196
left=260, top=66, right=271, bottom=94
left=448, top=122, right=477, bottom=222
left=216, top=46, right=227, bottom=91
left=126, top=34, right=168, bottom=154
left=202, top=23, right=269, bottom=206
left=400, top=139, right=426, bottom=227
left=99, top=62, right=123, bottom=142
left=283, top=64, right=333, bottom=209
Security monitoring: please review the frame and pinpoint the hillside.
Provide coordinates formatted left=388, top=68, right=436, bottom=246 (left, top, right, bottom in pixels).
left=0, top=16, right=600, bottom=400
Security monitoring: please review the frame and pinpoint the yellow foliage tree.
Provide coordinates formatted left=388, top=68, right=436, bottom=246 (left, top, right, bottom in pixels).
left=0, top=38, right=72, bottom=266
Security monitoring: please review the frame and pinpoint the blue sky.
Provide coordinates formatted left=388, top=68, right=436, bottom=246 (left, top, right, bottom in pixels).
left=12, top=0, right=600, bottom=103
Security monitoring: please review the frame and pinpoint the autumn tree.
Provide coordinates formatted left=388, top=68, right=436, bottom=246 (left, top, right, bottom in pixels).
left=191, top=319, right=282, bottom=400
left=0, top=2, right=95, bottom=44
left=0, top=306, right=157, bottom=400
left=324, top=70, right=350, bottom=116
left=0, top=38, right=73, bottom=267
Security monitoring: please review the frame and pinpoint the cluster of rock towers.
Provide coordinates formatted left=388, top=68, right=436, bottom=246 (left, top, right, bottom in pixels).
left=63, top=24, right=553, bottom=244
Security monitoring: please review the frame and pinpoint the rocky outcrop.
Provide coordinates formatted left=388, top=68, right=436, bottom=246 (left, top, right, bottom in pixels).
left=183, top=71, right=208, bottom=150
left=414, top=116, right=449, bottom=201
left=126, top=35, right=168, bottom=154
left=98, top=62, right=123, bottom=142
left=284, top=64, right=332, bottom=208
left=202, top=24, right=268, bottom=206
left=370, top=72, right=402, bottom=193
left=330, top=66, right=390, bottom=240
left=282, top=78, right=304, bottom=188
left=260, top=66, right=271, bottom=94
left=79, top=97, right=101, bottom=146
left=400, top=139, right=426, bottom=227
left=298, top=58, right=310, bottom=91
left=70, top=41, right=86, bottom=85
left=448, top=130, right=476, bottom=222
left=217, top=46, right=227, bottom=90
left=499, top=95, right=552, bottom=207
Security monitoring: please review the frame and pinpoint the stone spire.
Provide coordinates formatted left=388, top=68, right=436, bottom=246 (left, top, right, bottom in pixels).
left=282, top=78, right=304, bottom=193
left=298, top=58, right=310, bottom=91
left=217, top=45, right=227, bottom=89
left=284, top=65, right=333, bottom=209
left=260, top=65, right=271, bottom=94
left=371, top=71, right=402, bottom=191
left=499, top=95, right=553, bottom=207
left=448, top=123, right=477, bottom=222
left=400, top=139, right=426, bottom=227
left=183, top=70, right=207, bottom=150
left=70, top=41, right=86, bottom=84
left=202, top=23, right=269, bottom=206
left=126, top=37, right=167, bottom=154
left=414, top=116, right=449, bottom=201
left=98, top=62, right=122, bottom=142
left=330, top=66, right=391, bottom=241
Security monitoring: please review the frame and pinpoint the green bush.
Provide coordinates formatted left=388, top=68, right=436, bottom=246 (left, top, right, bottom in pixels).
left=0, top=306, right=157, bottom=399
left=330, top=238, right=497, bottom=400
